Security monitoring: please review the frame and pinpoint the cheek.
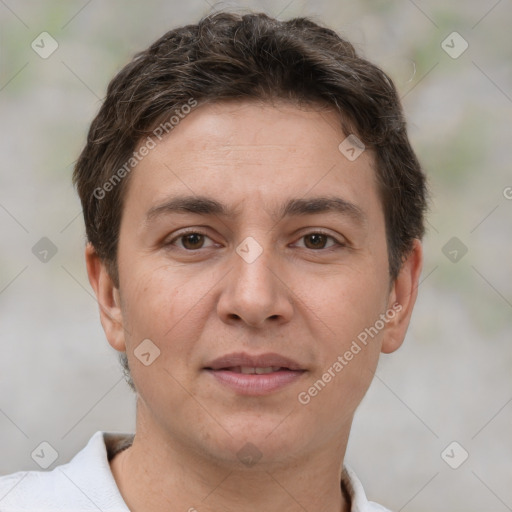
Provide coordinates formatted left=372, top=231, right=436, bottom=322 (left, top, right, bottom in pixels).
left=118, top=268, right=202, bottom=390
left=299, top=266, right=388, bottom=414
left=120, top=270, right=202, bottom=408
left=122, top=262, right=199, bottom=336
left=305, top=265, right=388, bottom=340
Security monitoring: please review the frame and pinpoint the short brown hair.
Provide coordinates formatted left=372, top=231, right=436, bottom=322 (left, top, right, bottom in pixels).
left=73, top=11, right=428, bottom=389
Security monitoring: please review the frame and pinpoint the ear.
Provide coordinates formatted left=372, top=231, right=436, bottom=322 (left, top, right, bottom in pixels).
left=85, top=243, right=126, bottom=353
left=381, top=239, right=423, bottom=354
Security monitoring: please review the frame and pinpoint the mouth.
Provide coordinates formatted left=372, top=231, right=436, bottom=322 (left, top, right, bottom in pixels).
left=210, top=366, right=290, bottom=374
left=204, top=351, right=305, bottom=371
left=204, top=352, right=306, bottom=395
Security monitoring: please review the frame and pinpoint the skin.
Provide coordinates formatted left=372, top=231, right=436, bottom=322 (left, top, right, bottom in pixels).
left=86, top=100, right=423, bottom=512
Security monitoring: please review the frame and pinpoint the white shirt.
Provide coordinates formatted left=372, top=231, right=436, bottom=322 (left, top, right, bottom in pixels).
left=0, top=431, right=391, bottom=511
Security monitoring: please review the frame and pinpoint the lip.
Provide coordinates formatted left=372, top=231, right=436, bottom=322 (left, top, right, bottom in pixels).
left=204, top=352, right=305, bottom=371
left=203, top=352, right=307, bottom=396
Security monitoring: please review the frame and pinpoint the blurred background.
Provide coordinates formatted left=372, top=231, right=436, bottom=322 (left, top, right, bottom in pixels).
left=0, top=1, right=511, bottom=511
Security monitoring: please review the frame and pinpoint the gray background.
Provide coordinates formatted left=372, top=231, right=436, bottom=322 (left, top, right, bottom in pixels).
left=1, top=1, right=511, bottom=511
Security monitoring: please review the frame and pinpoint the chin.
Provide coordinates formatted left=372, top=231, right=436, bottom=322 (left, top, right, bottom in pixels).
left=211, top=419, right=306, bottom=464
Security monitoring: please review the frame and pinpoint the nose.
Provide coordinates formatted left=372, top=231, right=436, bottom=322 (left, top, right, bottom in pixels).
left=216, top=240, right=294, bottom=328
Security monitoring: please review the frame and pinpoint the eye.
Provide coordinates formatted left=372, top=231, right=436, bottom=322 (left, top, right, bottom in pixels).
left=167, top=230, right=216, bottom=250
left=165, top=229, right=345, bottom=252
left=293, top=231, right=344, bottom=250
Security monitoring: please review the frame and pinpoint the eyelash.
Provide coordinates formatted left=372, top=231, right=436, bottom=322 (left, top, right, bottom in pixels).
left=166, top=229, right=346, bottom=252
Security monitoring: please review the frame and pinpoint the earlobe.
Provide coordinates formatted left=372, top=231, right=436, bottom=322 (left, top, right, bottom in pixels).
left=85, top=243, right=127, bottom=352
left=381, top=239, right=423, bottom=354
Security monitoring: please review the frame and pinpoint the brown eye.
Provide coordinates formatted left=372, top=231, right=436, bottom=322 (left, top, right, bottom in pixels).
left=296, top=232, right=344, bottom=251
left=303, top=233, right=329, bottom=249
left=181, top=233, right=205, bottom=250
left=166, top=230, right=215, bottom=251
left=292, top=230, right=346, bottom=251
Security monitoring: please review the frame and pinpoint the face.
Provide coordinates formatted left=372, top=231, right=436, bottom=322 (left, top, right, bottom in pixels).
left=89, top=100, right=421, bottom=469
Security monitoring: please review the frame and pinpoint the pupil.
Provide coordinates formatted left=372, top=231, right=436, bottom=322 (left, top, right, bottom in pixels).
left=184, top=233, right=203, bottom=249
left=306, top=234, right=325, bottom=249
left=181, top=234, right=327, bottom=250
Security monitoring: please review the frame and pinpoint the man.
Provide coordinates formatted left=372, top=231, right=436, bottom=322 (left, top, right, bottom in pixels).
left=0, top=11, right=426, bottom=512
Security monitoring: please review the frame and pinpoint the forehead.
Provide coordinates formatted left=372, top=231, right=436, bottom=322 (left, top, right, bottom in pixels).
left=122, top=100, right=382, bottom=225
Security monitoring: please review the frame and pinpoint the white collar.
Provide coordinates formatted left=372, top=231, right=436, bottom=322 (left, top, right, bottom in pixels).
left=0, top=431, right=390, bottom=511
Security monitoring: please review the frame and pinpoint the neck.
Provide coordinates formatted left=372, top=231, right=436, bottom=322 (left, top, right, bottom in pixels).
left=110, top=402, right=351, bottom=512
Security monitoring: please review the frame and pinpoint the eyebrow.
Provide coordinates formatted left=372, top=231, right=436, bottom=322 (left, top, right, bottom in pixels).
left=145, top=195, right=367, bottom=226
